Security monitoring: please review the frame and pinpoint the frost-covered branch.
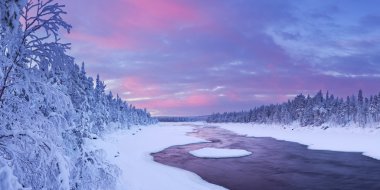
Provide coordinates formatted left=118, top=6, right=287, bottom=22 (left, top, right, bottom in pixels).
left=21, top=0, right=72, bottom=68
left=0, top=0, right=72, bottom=103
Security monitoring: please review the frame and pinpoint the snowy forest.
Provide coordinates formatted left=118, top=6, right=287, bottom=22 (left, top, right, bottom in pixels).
left=0, top=0, right=156, bottom=189
left=156, top=115, right=207, bottom=122
left=207, top=90, right=380, bottom=127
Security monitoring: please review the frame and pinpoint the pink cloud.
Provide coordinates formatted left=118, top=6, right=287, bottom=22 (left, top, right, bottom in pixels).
left=185, top=94, right=216, bottom=107
left=64, top=0, right=209, bottom=51
left=67, top=32, right=129, bottom=49
left=118, top=0, right=202, bottom=29
left=118, top=77, right=164, bottom=99
left=140, top=94, right=215, bottom=110
left=124, top=88, right=218, bottom=115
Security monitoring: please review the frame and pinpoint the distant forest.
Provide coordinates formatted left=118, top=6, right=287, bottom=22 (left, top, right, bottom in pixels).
left=207, top=90, right=380, bottom=127
left=156, top=116, right=208, bottom=122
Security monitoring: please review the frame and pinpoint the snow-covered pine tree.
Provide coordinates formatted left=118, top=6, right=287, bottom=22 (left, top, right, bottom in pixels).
left=207, top=90, right=380, bottom=128
left=1, top=1, right=157, bottom=189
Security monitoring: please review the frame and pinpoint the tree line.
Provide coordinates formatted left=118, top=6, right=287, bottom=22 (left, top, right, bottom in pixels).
left=155, top=115, right=207, bottom=122
left=207, top=90, right=380, bottom=127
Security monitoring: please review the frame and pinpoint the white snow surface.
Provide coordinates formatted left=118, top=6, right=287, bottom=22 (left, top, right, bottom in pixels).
left=214, top=122, right=380, bottom=160
left=190, top=147, right=252, bottom=158
left=85, top=121, right=380, bottom=190
left=86, top=122, right=227, bottom=190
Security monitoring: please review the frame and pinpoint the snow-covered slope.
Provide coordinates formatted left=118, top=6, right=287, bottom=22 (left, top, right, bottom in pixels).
left=87, top=123, right=227, bottom=190
left=214, top=123, right=380, bottom=160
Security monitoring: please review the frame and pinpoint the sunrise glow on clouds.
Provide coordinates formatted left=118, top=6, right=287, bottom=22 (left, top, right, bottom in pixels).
left=61, top=0, right=380, bottom=116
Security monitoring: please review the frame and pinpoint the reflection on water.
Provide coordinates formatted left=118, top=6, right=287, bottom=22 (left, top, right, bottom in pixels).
left=152, top=125, right=380, bottom=190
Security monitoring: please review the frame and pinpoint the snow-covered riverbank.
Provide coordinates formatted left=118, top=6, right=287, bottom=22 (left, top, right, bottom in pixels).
left=84, top=122, right=380, bottom=190
left=86, top=122, right=226, bottom=190
left=213, top=123, right=380, bottom=160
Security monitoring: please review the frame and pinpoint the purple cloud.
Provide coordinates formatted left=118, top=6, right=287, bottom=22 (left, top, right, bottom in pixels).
left=61, top=0, right=380, bottom=116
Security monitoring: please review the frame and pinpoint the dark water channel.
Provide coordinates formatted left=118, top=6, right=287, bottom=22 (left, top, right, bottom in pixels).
left=151, top=124, right=380, bottom=190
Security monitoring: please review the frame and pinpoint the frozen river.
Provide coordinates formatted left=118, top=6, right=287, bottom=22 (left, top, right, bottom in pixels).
left=152, top=125, right=380, bottom=190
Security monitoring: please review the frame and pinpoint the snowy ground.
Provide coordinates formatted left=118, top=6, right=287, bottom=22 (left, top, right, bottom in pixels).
left=85, top=121, right=380, bottom=190
left=213, top=122, right=380, bottom=160
left=86, top=122, right=227, bottom=190
left=189, top=147, right=252, bottom=158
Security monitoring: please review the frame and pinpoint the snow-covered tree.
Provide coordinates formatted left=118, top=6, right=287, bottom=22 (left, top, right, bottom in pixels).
left=207, top=90, right=380, bottom=128
left=1, top=1, right=157, bottom=189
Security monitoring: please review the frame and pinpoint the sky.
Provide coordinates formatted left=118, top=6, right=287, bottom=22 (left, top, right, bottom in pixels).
left=61, top=0, right=380, bottom=116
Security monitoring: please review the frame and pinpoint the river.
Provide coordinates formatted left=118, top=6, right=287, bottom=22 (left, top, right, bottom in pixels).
left=152, top=124, right=380, bottom=190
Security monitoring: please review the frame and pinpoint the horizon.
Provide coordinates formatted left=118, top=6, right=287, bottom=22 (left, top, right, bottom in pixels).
left=62, top=0, right=380, bottom=116
left=154, top=89, right=377, bottom=117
